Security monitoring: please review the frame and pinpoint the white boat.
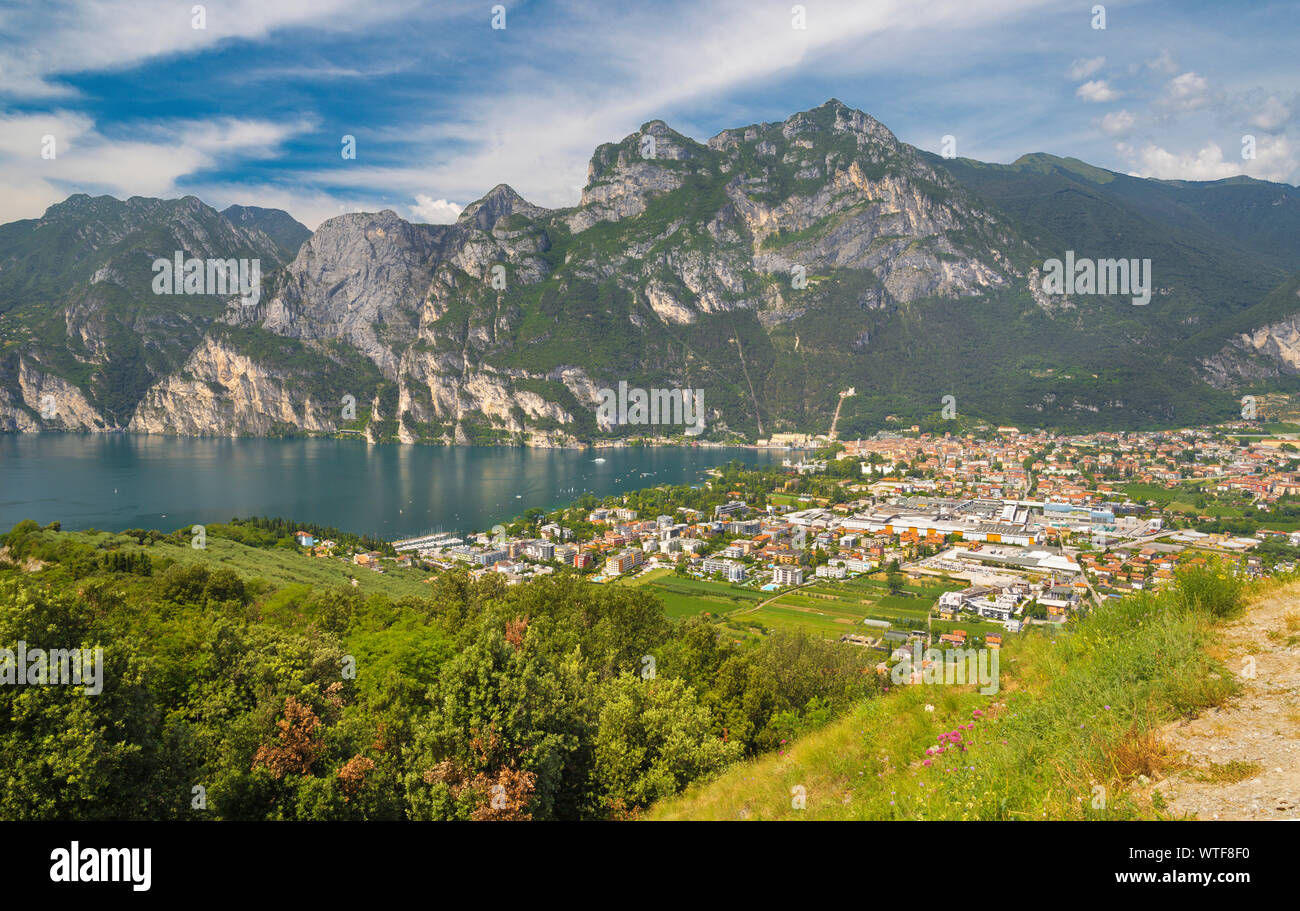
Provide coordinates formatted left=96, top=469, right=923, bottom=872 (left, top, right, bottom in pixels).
left=593, top=457, right=606, bottom=463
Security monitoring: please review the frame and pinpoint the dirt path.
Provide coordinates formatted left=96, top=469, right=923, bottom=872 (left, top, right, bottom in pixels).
left=1148, top=581, right=1300, bottom=819
left=828, top=390, right=852, bottom=441
left=735, top=579, right=817, bottom=615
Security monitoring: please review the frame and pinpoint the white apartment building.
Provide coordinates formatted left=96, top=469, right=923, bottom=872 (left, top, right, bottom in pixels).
left=773, top=565, right=804, bottom=586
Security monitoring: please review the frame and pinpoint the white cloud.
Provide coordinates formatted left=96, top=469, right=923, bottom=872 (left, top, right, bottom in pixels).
left=1077, top=80, right=1121, bottom=103
left=1068, top=56, right=1106, bottom=80
left=0, top=110, right=312, bottom=225
left=275, top=0, right=1070, bottom=211
left=409, top=195, right=463, bottom=224
left=1161, top=71, right=1211, bottom=112
left=1119, top=141, right=1239, bottom=180
left=1118, top=135, right=1297, bottom=183
left=1097, top=109, right=1136, bottom=136
left=1244, top=134, right=1298, bottom=182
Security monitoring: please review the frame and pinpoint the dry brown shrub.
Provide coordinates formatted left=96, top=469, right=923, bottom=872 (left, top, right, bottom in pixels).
left=338, top=754, right=376, bottom=801
left=252, top=695, right=324, bottom=778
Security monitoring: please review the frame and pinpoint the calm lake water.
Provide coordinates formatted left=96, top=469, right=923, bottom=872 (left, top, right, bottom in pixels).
left=0, top=434, right=775, bottom=539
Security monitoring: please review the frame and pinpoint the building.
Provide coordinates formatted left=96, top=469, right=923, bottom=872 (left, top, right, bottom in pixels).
left=937, top=590, right=965, bottom=612
left=815, top=563, right=847, bottom=579
left=449, top=546, right=508, bottom=565
left=772, top=565, right=804, bottom=587
left=714, top=500, right=748, bottom=519
left=973, top=593, right=1019, bottom=622
left=294, top=531, right=317, bottom=547
left=765, top=545, right=799, bottom=564
left=844, top=509, right=1040, bottom=547
left=702, top=557, right=747, bottom=583
left=604, top=548, right=643, bottom=576
left=764, top=432, right=813, bottom=448
left=838, top=634, right=880, bottom=647
left=522, top=541, right=555, bottom=562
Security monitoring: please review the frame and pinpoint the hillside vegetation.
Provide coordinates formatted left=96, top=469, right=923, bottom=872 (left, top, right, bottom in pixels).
left=0, top=514, right=1276, bottom=821
left=652, top=562, right=1262, bottom=820
left=0, top=519, right=882, bottom=820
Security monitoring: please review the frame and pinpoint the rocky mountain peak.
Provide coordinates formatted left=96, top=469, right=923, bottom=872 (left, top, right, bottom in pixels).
left=708, top=99, right=885, bottom=149
left=584, top=120, right=702, bottom=184
left=457, top=183, right=548, bottom=232
left=569, top=122, right=711, bottom=231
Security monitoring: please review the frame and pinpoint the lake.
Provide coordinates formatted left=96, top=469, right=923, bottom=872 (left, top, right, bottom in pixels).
left=0, top=434, right=776, bottom=539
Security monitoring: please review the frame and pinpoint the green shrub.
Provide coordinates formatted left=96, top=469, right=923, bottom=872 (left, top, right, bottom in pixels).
left=1172, top=558, right=1245, bottom=618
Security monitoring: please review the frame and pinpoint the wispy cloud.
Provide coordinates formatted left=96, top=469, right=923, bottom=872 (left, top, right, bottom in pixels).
left=0, top=111, right=314, bottom=223
left=1068, top=56, right=1106, bottom=80
left=0, top=0, right=420, bottom=98
left=1096, top=109, right=1136, bottom=136
left=0, top=0, right=1295, bottom=231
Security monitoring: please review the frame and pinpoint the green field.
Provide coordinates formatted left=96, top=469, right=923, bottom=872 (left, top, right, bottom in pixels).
left=640, top=574, right=765, bottom=619
left=768, top=493, right=815, bottom=506
left=721, top=574, right=965, bottom=638
left=602, top=563, right=971, bottom=639
left=740, top=601, right=862, bottom=636
left=613, top=566, right=673, bottom=586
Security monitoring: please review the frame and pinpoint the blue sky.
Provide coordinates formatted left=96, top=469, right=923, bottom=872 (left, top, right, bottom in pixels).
left=0, top=0, right=1295, bottom=228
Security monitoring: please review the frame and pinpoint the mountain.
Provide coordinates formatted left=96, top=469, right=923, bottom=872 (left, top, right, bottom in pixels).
left=2, top=100, right=1298, bottom=443
left=0, top=195, right=305, bottom=430
left=221, top=205, right=312, bottom=258
left=928, top=151, right=1300, bottom=408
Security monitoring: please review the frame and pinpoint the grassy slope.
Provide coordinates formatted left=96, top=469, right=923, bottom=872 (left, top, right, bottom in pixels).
left=73, top=529, right=437, bottom=600
left=651, top=570, right=1275, bottom=820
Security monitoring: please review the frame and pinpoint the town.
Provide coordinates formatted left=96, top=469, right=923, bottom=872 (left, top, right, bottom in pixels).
left=295, top=421, right=1300, bottom=661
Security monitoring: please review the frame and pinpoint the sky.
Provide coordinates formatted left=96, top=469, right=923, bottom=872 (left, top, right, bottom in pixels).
left=0, top=0, right=1295, bottom=229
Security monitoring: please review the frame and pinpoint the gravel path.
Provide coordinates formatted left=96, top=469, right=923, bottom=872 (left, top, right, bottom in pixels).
left=1149, top=582, right=1300, bottom=820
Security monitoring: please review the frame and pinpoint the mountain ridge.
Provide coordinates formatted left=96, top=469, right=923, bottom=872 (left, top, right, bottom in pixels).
left=3, top=100, right=1299, bottom=442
